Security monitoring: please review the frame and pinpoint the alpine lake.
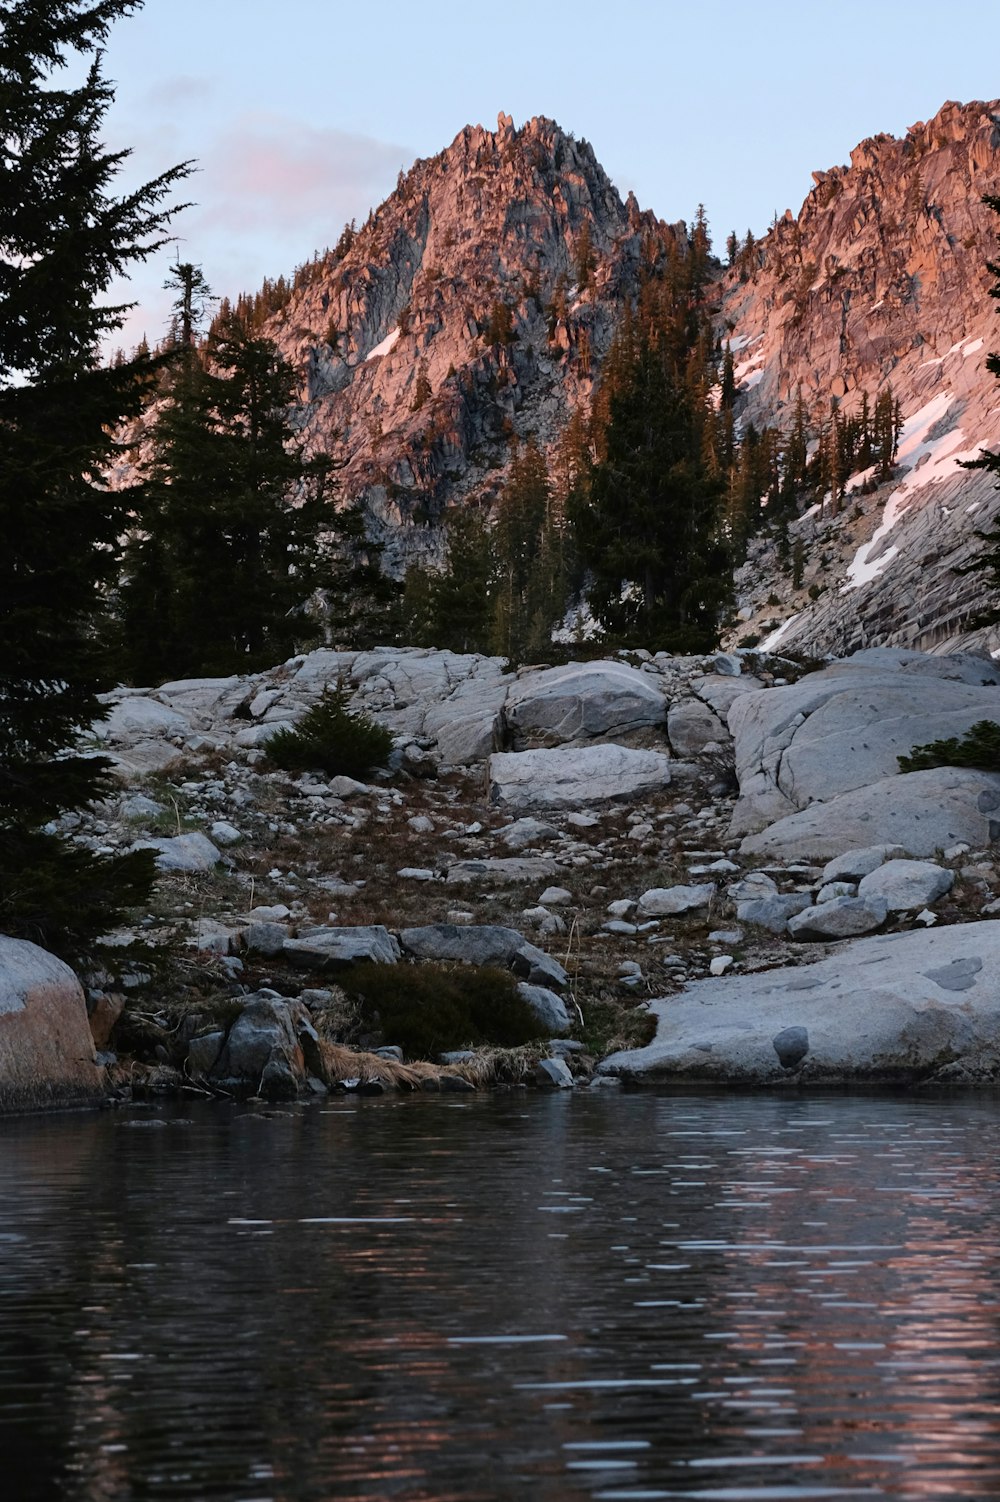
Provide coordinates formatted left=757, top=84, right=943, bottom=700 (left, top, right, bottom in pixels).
left=3, top=1086, right=1000, bottom=1501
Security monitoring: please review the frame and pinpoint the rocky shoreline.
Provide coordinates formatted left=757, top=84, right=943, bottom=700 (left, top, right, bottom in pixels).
left=5, top=644, right=1000, bottom=1111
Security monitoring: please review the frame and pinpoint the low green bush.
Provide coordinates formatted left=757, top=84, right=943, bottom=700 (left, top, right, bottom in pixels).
left=898, top=719, right=1000, bottom=773
left=263, top=685, right=393, bottom=779
left=341, top=962, right=543, bottom=1059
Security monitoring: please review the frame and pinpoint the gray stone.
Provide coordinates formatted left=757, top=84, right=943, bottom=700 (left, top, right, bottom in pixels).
left=210, top=820, right=243, bottom=847
left=0, top=936, right=104, bottom=1111
left=667, top=697, right=728, bottom=757
left=498, top=816, right=560, bottom=849
left=210, top=995, right=318, bottom=1095
left=119, top=793, right=165, bottom=821
left=728, top=871, right=779, bottom=901
left=134, top=831, right=221, bottom=873
left=242, top=922, right=287, bottom=957
left=736, top=894, right=813, bottom=934
left=816, top=881, right=856, bottom=903
left=787, top=895, right=888, bottom=941
left=772, top=1026, right=810, bottom=1069
left=99, top=695, right=192, bottom=742
left=535, top=1056, right=574, bottom=1088
left=539, top=886, right=572, bottom=906
left=488, top=744, right=670, bottom=812
left=740, top=769, right=1000, bottom=864
left=517, top=983, right=572, bottom=1034
left=599, top=920, right=1000, bottom=1083
left=857, top=859, right=955, bottom=912
left=398, top=924, right=567, bottom=990
left=445, top=857, right=559, bottom=885
left=636, top=883, right=715, bottom=917
left=820, top=845, right=907, bottom=883
left=186, top=1030, right=225, bottom=1077
left=503, top=660, right=667, bottom=748
left=284, top=925, right=401, bottom=970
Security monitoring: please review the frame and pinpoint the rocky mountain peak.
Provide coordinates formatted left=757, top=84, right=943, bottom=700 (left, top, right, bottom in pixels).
left=720, top=98, right=1000, bottom=657
left=257, top=114, right=678, bottom=569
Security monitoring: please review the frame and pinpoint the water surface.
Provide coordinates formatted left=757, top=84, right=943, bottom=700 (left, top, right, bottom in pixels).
left=2, top=1089, right=1000, bottom=1500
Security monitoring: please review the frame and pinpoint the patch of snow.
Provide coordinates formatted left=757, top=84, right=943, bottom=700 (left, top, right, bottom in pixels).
left=967, top=501, right=981, bottom=513
left=724, top=332, right=762, bottom=354
left=364, top=327, right=401, bottom=362
left=760, top=614, right=802, bottom=652
left=869, top=300, right=885, bottom=312
left=919, top=356, right=944, bottom=368
left=963, top=337, right=985, bottom=358
left=842, top=394, right=983, bottom=592
left=845, top=464, right=876, bottom=494
left=741, top=368, right=765, bottom=390
left=800, top=501, right=822, bottom=521
left=733, top=351, right=765, bottom=384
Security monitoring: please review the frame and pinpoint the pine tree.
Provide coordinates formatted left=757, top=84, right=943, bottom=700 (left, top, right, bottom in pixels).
left=489, top=439, right=552, bottom=661
left=0, top=1, right=189, bottom=962
left=120, top=301, right=335, bottom=679
left=578, top=330, right=729, bottom=649
left=405, top=510, right=493, bottom=653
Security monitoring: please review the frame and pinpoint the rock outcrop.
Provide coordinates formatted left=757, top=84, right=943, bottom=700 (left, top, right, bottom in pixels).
left=722, top=99, right=1000, bottom=657
left=0, top=937, right=105, bottom=1110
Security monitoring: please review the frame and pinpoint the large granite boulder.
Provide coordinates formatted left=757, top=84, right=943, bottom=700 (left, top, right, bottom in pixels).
left=208, top=994, right=322, bottom=1099
left=284, top=926, right=401, bottom=970
left=599, top=921, right=1000, bottom=1083
left=739, top=767, right=1000, bottom=863
left=488, top=744, right=671, bottom=811
left=0, top=936, right=104, bottom=1111
left=729, top=649, right=1000, bottom=836
left=502, top=660, right=667, bottom=748
left=398, top=924, right=567, bottom=990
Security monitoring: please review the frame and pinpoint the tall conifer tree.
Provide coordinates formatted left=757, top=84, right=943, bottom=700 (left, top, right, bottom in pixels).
left=0, top=0, right=188, bottom=960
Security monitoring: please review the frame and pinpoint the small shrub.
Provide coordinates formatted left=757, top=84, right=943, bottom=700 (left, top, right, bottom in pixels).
left=341, top=962, right=544, bottom=1059
left=263, top=685, right=393, bottom=779
left=898, top=719, right=1000, bottom=773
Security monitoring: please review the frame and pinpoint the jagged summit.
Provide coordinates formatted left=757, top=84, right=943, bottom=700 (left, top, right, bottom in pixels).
left=719, top=98, right=1000, bottom=656
left=255, top=113, right=681, bottom=570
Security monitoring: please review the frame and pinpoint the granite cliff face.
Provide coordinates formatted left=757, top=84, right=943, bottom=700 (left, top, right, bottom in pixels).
left=250, top=102, right=1000, bottom=654
left=721, top=99, right=1000, bottom=655
left=261, top=112, right=680, bottom=571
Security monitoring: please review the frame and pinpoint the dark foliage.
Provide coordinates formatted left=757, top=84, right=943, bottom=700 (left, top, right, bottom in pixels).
left=343, top=962, right=543, bottom=1059
left=898, top=719, right=1000, bottom=774
left=263, top=686, right=394, bottom=779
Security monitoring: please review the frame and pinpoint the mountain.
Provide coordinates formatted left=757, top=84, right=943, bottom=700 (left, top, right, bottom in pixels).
left=720, top=99, right=1000, bottom=656
left=257, top=112, right=684, bottom=572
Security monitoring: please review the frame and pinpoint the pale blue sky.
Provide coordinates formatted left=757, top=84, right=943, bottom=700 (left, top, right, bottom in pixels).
left=98, top=0, right=1000, bottom=350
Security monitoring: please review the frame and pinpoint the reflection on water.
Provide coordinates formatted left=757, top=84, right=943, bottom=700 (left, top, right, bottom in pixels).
left=1, top=1091, right=1000, bottom=1499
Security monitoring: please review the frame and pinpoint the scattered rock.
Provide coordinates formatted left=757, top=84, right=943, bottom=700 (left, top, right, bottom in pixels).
left=284, top=926, right=401, bottom=970
left=787, top=895, right=888, bottom=941
left=857, top=859, right=955, bottom=912
left=636, top=883, right=715, bottom=916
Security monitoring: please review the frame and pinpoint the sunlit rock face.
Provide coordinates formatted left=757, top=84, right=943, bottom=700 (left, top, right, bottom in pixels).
left=721, top=99, right=1000, bottom=657
left=257, top=112, right=683, bottom=575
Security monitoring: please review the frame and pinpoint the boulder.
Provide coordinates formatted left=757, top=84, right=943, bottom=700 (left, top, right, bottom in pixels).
left=498, top=817, right=560, bottom=850
left=739, top=768, right=1000, bottom=863
left=820, top=845, right=907, bottom=883
left=398, top=924, right=567, bottom=990
left=636, top=883, right=716, bottom=917
left=488, top=744, right=670, bottom=811
left=517, top=983, right=573, bottom=1034
left=786, top=894, right=888, bottom=940
left=857, top=859, right=954, bottom=912
left=599, top=921, right=1000, bottom=1083
left=98, top=695, right=192, bottom=743
left=667, top=697, right=727, bottom=757
left=210, top=995, right=321, bottom=1098
left=283, top=926, right=401, bottom=970
left=134, top=832, right=221, bottom=873
left=0, top=936, right=105, bottom=1110
left=502, top=660, right=667, bottom=748
left=535, top=1056, right=575, bottom=1087
left=736, top=893, right=813, bottom=933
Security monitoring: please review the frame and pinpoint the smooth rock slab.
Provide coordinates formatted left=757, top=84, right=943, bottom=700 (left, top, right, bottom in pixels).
left=857, top=859, right=954, bottom=912
left=398, top=924, right=567, bottom=991
left=739, top=768, right=1000, bottom=863
left=0, top=936, right=104, bottom=1111
left=599, top=921, right=1000, bottom=1083
left=488, top=744, right=670, bottom=812
left=284, top=926, right=401, bottom=970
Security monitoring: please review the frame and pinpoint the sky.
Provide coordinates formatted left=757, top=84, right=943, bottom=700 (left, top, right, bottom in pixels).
left=94, top=0, right=1000, bottom=352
